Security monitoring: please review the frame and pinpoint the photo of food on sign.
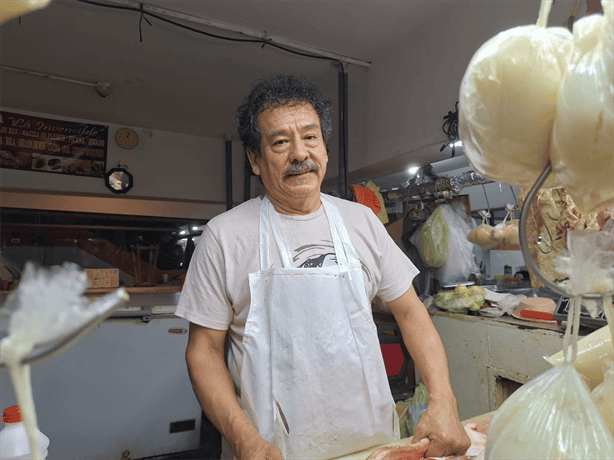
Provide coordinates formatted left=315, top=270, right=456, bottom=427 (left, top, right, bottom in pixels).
left=0, top=111, right=108, bottom=178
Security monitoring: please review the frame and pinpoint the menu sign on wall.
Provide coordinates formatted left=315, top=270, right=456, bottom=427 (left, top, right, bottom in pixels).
left=0, top=111, right=108, bottom=178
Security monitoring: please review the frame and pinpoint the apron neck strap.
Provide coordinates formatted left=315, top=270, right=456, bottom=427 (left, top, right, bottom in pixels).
left=259, top=194, right=359, bottom=270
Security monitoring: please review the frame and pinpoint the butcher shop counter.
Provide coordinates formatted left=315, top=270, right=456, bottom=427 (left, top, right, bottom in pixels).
left=332, top=411, right=494, bottom=459
left=374, top=304, right=593, bottom=423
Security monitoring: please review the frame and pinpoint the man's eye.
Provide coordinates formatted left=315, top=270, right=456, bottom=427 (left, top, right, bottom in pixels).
left=274, top=139, right=287, bottom=145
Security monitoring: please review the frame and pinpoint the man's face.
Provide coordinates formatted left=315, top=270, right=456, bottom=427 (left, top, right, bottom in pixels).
left=247, top=102, right=328, bottom=215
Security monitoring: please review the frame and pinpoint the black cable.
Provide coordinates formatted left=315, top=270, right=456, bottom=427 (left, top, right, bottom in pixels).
left=138, top=3, right=152, bottom=43
left=75, top=0, right=340, bottom=63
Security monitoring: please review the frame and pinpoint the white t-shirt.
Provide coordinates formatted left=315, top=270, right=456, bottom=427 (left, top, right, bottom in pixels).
left=175, top=195, right=419, bottom=393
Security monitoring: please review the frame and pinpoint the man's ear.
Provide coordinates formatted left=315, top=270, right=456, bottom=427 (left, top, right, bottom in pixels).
left=246, top=149, right=261, bottom=176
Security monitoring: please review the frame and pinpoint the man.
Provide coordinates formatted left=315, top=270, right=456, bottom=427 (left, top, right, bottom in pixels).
left=176, top=75, right=470, bottom=460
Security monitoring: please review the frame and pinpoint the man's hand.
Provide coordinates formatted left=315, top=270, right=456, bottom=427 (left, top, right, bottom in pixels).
left=411, top=397, right=471, bottom=457
left=236, top=436, right=284, bottom=460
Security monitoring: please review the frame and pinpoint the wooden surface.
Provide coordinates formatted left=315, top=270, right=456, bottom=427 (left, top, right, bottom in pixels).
left=85, top=285, right=182, bottom=294
left=332, top=412, right=494, bottom=460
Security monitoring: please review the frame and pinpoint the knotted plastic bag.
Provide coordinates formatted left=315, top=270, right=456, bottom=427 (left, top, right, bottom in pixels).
left=485, top=297, right=614, bottom=459
left=468, top=210, right=498, bottom=251
left=459, top=0, right=573, bottom=188
left=415, top=206, right=449, bottom=268
left=550, top=1, right=614, bottom=214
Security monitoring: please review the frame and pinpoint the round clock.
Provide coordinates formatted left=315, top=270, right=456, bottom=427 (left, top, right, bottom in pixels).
left=115, top=128, right=139, bottom=150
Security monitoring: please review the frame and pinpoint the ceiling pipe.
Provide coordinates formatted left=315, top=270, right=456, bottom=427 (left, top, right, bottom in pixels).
left=104, top=0, right=372, bottom=68
left=0, top=65, right=112, bottom=97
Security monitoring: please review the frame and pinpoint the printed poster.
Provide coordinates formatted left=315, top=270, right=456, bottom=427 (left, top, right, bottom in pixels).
left=0, top=111, right=108, bottom=178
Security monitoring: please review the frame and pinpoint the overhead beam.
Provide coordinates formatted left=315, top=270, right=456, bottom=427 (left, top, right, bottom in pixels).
left=101, top=0, right=372, bottom=68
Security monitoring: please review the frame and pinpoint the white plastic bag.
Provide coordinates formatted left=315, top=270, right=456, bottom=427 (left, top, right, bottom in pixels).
left=485, top=297, right=614, bottom=459
left=459, top=0, right=573, bottom=189
left=435, top=205, right=480, bottom=286
left=547, top=325, right=614, bottom=391
left=550, top=1, right=614, bottom=214
left=468, top=210, right=498, bottom=250
left=591, top=359, right=614, bottom=435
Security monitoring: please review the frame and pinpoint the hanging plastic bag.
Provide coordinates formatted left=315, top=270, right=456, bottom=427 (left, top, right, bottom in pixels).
left=415, top=206, right=449, bottom=268
left=459, top=0, right=573, bottom=189
left=553, top=229, right=614, bottom=302
left=435, top=205, right=480, bottom=286
left=485, top=297, right=614, bottom=459
left=547, top=325, right=613, bottom=390
left=592, top=359, right=614, bottom=436
left=550, top=1, right=614, bottom=214
left=468, top=210, right=498, bottom=250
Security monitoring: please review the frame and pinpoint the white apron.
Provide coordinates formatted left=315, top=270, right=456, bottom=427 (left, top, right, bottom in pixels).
left=236, top=194, right=398, bottom=460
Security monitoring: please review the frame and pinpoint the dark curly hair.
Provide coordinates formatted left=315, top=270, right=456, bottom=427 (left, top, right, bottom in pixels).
left=236, top=75, right=332, bottom=155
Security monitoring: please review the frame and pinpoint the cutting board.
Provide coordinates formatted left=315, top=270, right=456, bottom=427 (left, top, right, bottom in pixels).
left=331, top=412, right=494, bottom=460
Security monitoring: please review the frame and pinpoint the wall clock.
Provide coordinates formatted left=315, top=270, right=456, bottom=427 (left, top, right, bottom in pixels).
left=115, top=127, right=139, bottom=150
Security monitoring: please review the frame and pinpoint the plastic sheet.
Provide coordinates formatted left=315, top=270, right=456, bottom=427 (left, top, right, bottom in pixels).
left=459, top=0, right=573, bottom=189
left=550, top=1, right=614, bottom=214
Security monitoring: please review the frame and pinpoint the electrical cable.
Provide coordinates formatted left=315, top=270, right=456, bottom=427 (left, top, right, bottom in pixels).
left=75, top=0, right=341, bottom=64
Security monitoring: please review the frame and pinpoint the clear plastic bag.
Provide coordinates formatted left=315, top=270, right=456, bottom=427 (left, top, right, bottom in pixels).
left=468, top=210, right=498, bottom=251
left=485, top=297, right=614, bottom=459
left=553, top=229, right=614, bottom=301
left=550, top=1, right=614, bottom=214
left=435, top=205, right=480, bottom=286
left=459, top=0, right=573, bottom=189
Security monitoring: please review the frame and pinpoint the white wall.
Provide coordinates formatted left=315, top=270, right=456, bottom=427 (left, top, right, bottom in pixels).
left=0, top=108, right=247, bottom=203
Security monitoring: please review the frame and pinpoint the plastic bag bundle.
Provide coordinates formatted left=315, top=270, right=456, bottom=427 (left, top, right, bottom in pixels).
left=492, top=205, right=519, bottom=248
left=468, top=210, right=498, bottom=250
left=0, top=262, right=127, bottom=460
left=485, top=297, right=614, bottom=459
left=553, top=229, right=614, bottom=302
left=459, top=0, right=573, bottom=189
left=550, top=1, right=614, bottom=214
left=415, top=206, right=449, bottom=268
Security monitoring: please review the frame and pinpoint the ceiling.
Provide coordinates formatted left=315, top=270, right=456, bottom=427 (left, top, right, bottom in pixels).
left=0, top=0, right=456, bottom=140
left=0, top=0, right=595, bottom=186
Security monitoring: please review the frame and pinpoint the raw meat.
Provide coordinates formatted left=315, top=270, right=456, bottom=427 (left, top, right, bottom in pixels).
left=366, top=438, right=430, bottom=460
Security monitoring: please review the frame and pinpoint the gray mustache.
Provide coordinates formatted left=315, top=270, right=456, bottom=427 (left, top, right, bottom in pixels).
left=283, top=161, right=318, bottom=178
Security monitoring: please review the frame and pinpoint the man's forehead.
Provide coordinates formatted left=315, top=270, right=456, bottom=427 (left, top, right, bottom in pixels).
left=260, top=103, right=321, bottom=134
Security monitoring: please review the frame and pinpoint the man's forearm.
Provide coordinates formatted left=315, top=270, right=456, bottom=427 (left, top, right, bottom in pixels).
left=387, top=287, right=456, bottom=401
left=186, top=337, right=261, bottom=457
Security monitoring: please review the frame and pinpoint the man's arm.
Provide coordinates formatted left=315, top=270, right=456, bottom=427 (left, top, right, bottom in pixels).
left=386, top=286, right=471, bottom=457
left=185, top=322, right=283, bottom=460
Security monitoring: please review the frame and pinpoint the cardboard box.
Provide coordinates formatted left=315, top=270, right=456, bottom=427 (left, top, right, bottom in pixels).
left=85, top=268, right=119, bottom=288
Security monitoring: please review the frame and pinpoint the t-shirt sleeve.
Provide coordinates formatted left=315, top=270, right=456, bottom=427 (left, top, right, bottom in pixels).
left=371, top=213, right=420, bottom=302
left=174, top=225, right=233, bottom=330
